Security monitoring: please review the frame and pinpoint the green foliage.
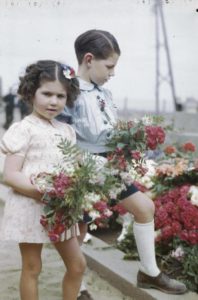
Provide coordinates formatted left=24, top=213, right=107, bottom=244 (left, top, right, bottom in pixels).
left=156, top=239, right=198, bottom=293
left=117, top=224, right=139, bottom=260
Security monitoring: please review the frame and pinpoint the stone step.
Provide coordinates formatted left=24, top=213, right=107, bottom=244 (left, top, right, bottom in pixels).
left=82, top=236, right=197, bottom=300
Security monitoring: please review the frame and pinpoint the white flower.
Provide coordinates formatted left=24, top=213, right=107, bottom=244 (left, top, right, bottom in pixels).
left=171, top=246, right=185, bottom=260
left=89, top=223, right=97, bottom=231
left=189, top=185, right=198, bottom=206
left=82, top=203, right=92, bottom=211
left=154, top=229, right=161, bottom=239
left=92, top=155, right=107, bottom=170
left=89, top=174, right=106, bottom=185
left=145, top=159, right=157, bottom=176
left=82, top=193, right=101, bottom=210
left=142, top=115, right=153, bottom=125
left=117, top=226, right=129, bottom=242
left=104, top=209, right=113, bottom=217
left=109, top=190, right=118, bottom=199
left=109, top=184, right=126, bottom=199
left=140, top=175, right=154, bottom=189
left=89, top=211, right=101, bottom=220
left=84, top=192, right=101, bottom=204
left=120, top=172, right=134, bottom=185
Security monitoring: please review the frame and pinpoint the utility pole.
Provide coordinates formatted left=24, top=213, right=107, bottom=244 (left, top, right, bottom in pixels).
left=154, top=0, right=179, bottom=113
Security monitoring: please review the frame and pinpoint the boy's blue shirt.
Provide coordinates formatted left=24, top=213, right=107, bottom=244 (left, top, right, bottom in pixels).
left=57, top=78, right=117, bottom=153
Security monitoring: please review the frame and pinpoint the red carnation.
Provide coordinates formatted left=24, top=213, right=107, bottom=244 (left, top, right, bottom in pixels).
left=182, top=142, right=196, bottom=152
left=131, top=150, right=141, bottom=160
left=53, top=173, right=73, bottom=197
left=164, top=145, right=176, bottom=155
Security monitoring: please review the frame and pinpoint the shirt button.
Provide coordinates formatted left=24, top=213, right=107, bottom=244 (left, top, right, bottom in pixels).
left=106, top=132, right=111, bottom=137
left=97, top=95, right=100, bottom=99
left=104, top=120, right=108, bottom=124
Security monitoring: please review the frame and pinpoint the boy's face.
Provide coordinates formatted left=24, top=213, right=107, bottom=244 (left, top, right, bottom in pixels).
left=32, top=80, right=67, bottom=120
left=87, top=52, right=119, bottom=86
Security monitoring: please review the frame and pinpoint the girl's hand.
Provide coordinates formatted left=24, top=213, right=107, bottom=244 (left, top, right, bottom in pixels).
left=33, top=189, right=44, bottom=202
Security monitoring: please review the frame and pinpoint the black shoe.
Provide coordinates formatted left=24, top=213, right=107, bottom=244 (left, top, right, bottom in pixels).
left=77, top=290, right=94, bottom=300
left=137, top=271, right=187, bottom=294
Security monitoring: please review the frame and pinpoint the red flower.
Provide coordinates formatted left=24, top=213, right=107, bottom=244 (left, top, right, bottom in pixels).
left=93, top=201, right=108, bottom=212
left=164, top=145, right=177, bottom=155
left=131, top=150, right=141, bottom=160
left=154, top=185, right=198, bottom=245
left=182, top=142, right=196, bottom=152
left=40, top=216, right=48, bottom=227
left=133, top=181, right=148, bottom=193
left=135, top=166, right=148, bottom=176
left=54, top=224, right=66, bottom=235
left=118, top=156, right=127, bottom=170
left=111, top=203, right=127, bottom=215
left=53, top=173, right=73, bottom=197
left=161, top=225, right=173, bottom=241
left=145, top=126, right=165, bottom=150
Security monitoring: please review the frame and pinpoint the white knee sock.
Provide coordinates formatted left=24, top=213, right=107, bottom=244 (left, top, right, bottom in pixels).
left=133, top=220, right=160, bottom=277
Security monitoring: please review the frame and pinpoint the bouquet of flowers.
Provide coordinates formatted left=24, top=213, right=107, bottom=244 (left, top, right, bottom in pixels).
left=32, top=140, right=125, bottom=242
left=106, top=115, right=166, bottom=176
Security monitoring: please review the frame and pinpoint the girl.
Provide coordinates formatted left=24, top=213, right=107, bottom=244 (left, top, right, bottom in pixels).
left=60, top=30, right=187, bottom=296
left=0, top=60, right=86, bottom=300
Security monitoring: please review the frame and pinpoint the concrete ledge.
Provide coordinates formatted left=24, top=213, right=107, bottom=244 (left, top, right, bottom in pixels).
left=82, top=236, right=197, bottom=300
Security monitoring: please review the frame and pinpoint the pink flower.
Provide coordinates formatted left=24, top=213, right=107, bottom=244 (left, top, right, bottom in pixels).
left=40, top=216, right=48, bottom=227
left=48, top=232, right=60, bottom=242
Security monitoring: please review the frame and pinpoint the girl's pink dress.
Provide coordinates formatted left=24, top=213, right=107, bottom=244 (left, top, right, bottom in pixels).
left=0, top=114, right=79, bottom=243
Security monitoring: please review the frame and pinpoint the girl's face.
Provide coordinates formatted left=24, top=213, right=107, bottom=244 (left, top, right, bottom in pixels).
left=87, top=52, right=119, bottom=86
left=32, top=80, right=67, bottom=120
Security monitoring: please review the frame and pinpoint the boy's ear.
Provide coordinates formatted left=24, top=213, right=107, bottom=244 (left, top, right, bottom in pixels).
left=84, top=53, right=94, bottom=65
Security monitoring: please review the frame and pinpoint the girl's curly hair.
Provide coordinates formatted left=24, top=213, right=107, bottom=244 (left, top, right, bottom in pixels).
left=18, top=60, right=79, bottom=108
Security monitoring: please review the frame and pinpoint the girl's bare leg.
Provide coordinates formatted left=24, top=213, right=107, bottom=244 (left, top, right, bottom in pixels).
left=19, top=243, right=43, bottom=300
left=54, top=237, right=86, bottom=300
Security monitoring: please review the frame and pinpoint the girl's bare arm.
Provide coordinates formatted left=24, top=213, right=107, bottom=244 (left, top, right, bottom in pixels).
left=3, top=154, right=42, bottom=201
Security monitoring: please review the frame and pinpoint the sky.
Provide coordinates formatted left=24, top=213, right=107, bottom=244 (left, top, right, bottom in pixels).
left=0, top=0, right=198, bottom=112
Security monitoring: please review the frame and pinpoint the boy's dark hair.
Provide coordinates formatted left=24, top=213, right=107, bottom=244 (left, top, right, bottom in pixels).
left=74, top=29, right=121, bottom=64
left=18, top=60, right=79, bottom=107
